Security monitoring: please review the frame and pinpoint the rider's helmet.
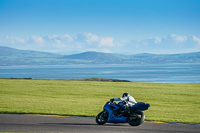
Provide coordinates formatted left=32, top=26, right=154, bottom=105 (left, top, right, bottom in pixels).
left=122, top=92, right=129, bottom=100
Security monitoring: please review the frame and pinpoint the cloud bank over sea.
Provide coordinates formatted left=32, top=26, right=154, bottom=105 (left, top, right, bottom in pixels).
left=0, top=33, right=199, bottom=54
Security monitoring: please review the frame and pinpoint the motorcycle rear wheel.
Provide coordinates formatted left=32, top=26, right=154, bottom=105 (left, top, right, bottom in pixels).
left=96, top=110, right=108, bottom=125
left=127, top=111, right=145, bottom=126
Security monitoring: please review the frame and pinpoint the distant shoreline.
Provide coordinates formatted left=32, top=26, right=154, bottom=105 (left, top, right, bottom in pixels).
left=1, top=78, right=200, bottom=84
left=0, top=78, right=131, bottom=82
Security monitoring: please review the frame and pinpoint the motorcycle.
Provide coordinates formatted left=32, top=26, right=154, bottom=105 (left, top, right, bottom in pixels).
left=96, top=101, right=150, bottom=126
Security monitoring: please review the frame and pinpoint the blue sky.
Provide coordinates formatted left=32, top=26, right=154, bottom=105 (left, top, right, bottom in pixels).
left=0, top=0, right=200, bottom=54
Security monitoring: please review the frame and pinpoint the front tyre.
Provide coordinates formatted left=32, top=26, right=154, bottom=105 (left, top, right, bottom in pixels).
left=96, top=110, right=108, bottom=125
left=128, top=111, right=145, bottom=126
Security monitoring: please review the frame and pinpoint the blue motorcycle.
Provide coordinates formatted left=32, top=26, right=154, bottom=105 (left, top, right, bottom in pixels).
left=96, top=101, right=150, bottom=126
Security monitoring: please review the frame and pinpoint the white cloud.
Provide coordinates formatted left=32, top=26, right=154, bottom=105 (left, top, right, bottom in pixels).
left=48, top=34, right=59, bottom=39
left=124, top=34, right=200, bottom=54
left=100, top=37, right=114, bottom=47
left=83, top=33, right=99, bottom=44
left=1, top=33, right=200, bottom=54
left=47, top=34, right=73, bottom=42
left=154, top=37, right=162, bottom=43
left=31, top=36, right=44, bottom=44
left=74, top=33, right=116, bottom=49
left=82, top=33, right=115, bottom=48
left=192, top=36, right=200, bottom=45
left=62, top=34, right=73, bottom=41
left=5, top=36, right=27, bottom=44
left=169, top=34, right=187, bottom=43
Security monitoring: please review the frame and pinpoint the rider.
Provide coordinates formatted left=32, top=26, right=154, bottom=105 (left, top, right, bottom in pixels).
left=110, top=92, right=137, bottom=116
left=110, top=92, right=137, bottom=106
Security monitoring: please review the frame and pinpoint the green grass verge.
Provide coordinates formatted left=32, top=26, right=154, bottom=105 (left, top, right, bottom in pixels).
left=0, top=79, right=200, bottom=123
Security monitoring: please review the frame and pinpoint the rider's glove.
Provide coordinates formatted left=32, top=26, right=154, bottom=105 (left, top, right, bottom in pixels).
left=122, top=101, right=125, bottom=104
left=110, top=98, right=114, bottom=103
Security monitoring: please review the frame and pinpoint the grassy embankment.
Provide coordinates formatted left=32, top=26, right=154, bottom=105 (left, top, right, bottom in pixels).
left=0, top=79, right=199, bottom=124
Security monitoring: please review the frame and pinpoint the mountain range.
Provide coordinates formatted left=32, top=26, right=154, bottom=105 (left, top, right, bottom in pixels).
left=0, top=46, right=200, bottom=66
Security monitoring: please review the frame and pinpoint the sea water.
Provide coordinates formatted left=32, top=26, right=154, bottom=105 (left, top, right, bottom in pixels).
left=0, top=63, right=199, bottom=83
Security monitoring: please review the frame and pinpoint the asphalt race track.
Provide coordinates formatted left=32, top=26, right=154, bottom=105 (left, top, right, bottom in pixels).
left=0, top=114, right=200, bottom=133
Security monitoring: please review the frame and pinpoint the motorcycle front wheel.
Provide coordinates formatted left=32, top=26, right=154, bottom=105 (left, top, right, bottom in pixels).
left=96, top=110, right=108, bottom=125
left=127, top=111, right=145, bottom=126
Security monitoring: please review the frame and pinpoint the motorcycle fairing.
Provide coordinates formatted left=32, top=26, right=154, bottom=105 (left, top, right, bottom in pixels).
left=132, top=102, right=150, bottom=111
left=104, top=102, right=127, bottom=123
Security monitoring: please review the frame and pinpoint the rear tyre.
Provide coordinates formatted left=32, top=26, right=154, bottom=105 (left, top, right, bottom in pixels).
left=96, top=110, right=108, bottom=125
left=127, top=111, right=145, bottom=126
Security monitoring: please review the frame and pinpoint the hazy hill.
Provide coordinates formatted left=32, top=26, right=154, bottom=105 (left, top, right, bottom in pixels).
left=63, top=51, right=200, bottom=64
left=131, top=52, right=200, bottom=64
left=0, top=46, right=200, bottom=65
left=63, top=51, right=130, bottom=63
left=0, top=46, right=62, bottom=65
left=0, top=46, right=61, bottom=57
